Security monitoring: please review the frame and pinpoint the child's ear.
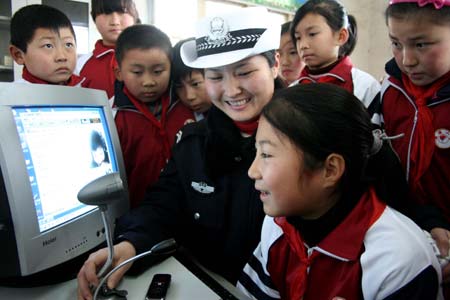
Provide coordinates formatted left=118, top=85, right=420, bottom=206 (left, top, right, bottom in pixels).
left=9, top=45, right=25, bottom=65
left=336, top=27, right=349, bottom=47
left=322, top=153, right=345, bottom=188
left=114, top=67, right=123, bottom=81
left=271, top=51, right=280, bottom=79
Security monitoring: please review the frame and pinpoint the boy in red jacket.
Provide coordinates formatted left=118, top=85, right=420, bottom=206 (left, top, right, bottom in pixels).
left=113, top=25, right=194, bottom=208
left=9, top=5, right=91, bottom=87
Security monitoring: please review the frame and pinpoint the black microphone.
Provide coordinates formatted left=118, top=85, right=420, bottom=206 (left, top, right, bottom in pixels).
left=92, top=238, right=178, bottom=300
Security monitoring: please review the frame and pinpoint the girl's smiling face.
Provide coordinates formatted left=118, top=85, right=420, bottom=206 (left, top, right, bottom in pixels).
left=248, top=116, right=336, bottom=219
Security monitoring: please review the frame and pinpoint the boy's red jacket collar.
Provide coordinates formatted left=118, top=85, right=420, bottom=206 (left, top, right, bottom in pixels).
left=22, top=67, right=90, bottom=87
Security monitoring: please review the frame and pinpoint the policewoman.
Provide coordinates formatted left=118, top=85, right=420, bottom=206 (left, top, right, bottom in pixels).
left=77, top=7, right=282, bottom=299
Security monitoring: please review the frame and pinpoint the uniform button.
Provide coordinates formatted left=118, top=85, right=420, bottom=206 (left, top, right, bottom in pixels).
left=234, top=156, right=242, bottom=162
left=194, top=213, right=200, bottom=220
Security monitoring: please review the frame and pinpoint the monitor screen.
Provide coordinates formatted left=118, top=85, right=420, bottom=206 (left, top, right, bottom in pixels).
left=13, top=106, right=117, bottom=232
left=0, top=83, right=128, bottom=283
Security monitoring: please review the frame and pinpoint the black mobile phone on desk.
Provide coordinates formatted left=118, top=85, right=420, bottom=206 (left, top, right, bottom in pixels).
left=145, top=273, right=171, bottom=300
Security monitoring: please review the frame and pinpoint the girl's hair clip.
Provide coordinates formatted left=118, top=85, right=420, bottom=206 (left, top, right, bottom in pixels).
left=370, top=129, right=405, bottom=156
left=389, top=0, right=450, bottom=9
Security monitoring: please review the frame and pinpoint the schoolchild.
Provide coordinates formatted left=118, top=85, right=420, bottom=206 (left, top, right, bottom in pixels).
left=77, top=7, right=281, bottom=300
left=382, top=0, right=450, bottom=297
left=291, top=0, right=380, bottom=120
left=237, top=83, right=444, bottom=300
left=278, top=21, right=305, bottom=86
left=171, top=38, right=212, bottom=121
left=112, top=24, right=194, bottom=209
left=9, top=5, right=91, bottom=87
left=75, top=0, right=139, bottom=98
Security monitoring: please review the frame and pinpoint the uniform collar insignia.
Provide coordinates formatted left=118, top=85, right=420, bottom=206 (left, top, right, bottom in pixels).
left=191, top=181, right=215, bottom=194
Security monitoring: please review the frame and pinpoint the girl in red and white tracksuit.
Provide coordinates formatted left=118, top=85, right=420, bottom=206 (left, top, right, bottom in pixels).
left=237, top=84, right=443, bottom=300
left=381, top=2, right=450, bottom=298
left=290, top=0, right=380, bottom=123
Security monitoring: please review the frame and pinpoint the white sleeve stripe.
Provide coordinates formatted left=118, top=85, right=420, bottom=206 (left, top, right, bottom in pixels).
left=239, top=264, right=281, bottom=299
left=237, top=240, right=281, bottom=299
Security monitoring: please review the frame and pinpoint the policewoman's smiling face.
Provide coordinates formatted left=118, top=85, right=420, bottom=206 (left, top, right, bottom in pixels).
left=204, top=54, right=279, bottom=122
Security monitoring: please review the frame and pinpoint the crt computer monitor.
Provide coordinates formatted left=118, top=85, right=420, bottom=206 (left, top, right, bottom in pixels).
left=0, top=83, right=128, bottom=284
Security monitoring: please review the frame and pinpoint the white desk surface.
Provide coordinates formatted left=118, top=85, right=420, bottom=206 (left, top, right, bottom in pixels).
left=0, top=256, right=222, bottom=299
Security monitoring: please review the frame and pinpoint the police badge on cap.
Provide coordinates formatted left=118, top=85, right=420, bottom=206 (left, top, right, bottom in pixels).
left=180, top=7, right=281, bottom=69
left=206, top=17, right=231, bottom=45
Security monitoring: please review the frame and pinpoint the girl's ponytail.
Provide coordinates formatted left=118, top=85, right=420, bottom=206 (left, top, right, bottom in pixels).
left=364, top=131, right=411, bottom=216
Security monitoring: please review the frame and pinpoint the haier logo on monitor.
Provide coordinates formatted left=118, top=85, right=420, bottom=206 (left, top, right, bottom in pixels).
left=42, top=236, right=56, bottom=247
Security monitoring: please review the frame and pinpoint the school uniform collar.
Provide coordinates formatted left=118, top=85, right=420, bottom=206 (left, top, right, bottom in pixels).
left=385, top=58, right=450, bottom=103
left=278, top=187, right=386, bottom=261
left=22, top=67, right=87, bottom=86
left=299, top=56, right=353, bottom=83
left=93, top=40, right=115, bottom=58
left=286, top=186, right=362, bottom=247
left=114, top=80, right=177, bottom=112
left=385, top=58, right=403, bottom=83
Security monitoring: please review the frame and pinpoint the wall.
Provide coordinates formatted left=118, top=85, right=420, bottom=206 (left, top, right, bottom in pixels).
left=341, top=0, right=392, bottom=80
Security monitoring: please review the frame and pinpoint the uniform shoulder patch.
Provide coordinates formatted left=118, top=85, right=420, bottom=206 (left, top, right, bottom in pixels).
left=175, top=121, right=206, bottom=144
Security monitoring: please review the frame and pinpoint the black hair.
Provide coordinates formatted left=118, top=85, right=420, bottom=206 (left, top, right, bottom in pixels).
left=10, top=4, right=75, bottom=53
left=90, top=130, right=110, bottom=166
left=262, top=83, right=409, bottom=212
left=281, top=21, right=292, bottom=36
left=258, top=50, right=287, bottom=89
left=170, top=38, right=206, bottom=102
left=91, top=0, right=140, bottom=23
left=257, top=50, right=286, bottom=89
left=259, top=49, right=277, bottom=68
left=172, top=38, right=204, bottom=84
left=291, top=0, right=357, bottom=57
left=385, top=2, right=450, bottom=26
left=115, top=24, right=172, bottom=66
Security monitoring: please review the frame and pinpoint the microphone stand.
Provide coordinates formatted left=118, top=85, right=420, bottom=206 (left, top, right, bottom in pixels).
left=96, top=205, right=114, bottom=279
left=78, top=173, right=125, bottom=280
left=77, top=173, right=177, bottom=300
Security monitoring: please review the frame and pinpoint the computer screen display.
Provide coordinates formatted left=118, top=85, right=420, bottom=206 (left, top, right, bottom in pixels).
left=13, top=106, right=117, bottom=232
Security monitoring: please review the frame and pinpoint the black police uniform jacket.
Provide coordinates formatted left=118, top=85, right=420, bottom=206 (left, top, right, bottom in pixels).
left=116, top=106, right=264, bottom=283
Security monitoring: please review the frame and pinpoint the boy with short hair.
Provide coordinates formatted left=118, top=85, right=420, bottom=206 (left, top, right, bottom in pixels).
left=113, top=24, right=194, bottom=208
left=9, top=4, right=91, bottom=87
left=75, top=0, right=139, bottom=98
left=172, top=38, right=212, bottom=121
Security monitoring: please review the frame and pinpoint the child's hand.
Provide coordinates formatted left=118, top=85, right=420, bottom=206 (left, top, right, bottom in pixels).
left=431, top=228, right=450, bottom=257
left=430, top=227, right=450, bottom=283
left=443, top=263, right=450, bottom=284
